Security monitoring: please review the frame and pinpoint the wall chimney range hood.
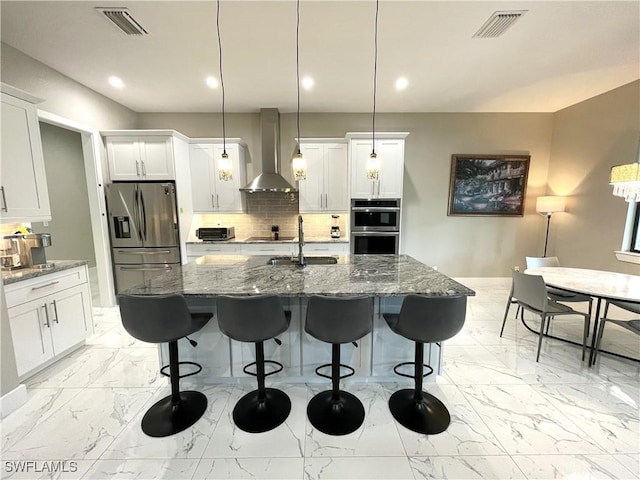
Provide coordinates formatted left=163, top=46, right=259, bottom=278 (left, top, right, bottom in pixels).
left=241, top=108, right=297, bottom=193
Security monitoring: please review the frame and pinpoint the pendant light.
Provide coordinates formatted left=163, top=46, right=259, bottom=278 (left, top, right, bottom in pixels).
left=292, top=0, right=307, bottom=181
left=610, top=136, right=640, bottom=202
left=366, top=0, right=381, bottom=181
left=216, top=0, right=232, bottom=181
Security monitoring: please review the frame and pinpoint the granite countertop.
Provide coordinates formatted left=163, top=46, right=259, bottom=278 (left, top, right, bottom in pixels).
left=123, top=254, right=475, bottom=298
left=187, top=237, right=348, bottom=245
left=2, top=260, right=88, bottom=286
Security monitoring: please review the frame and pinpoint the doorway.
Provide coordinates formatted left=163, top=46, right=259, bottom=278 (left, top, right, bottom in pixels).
left=36, top=111, right=115, bottom=306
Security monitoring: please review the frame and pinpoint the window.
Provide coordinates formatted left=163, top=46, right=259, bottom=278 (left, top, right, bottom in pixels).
left=631, top=202, right=640, bottom=253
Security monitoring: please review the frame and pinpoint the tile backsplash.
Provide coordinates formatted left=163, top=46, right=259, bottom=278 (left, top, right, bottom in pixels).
left=189, top=192, right=348, bottom=241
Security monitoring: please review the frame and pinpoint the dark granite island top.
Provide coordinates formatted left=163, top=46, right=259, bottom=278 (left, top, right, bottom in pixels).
left=125, top=254, right=474, bottom=382
left=122, top=254, right=475, bottom=298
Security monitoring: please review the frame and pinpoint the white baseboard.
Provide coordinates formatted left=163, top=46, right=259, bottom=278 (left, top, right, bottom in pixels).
left=0, top=384, right=27, bottom=418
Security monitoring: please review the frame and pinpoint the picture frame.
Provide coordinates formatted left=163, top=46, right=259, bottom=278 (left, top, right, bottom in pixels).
left=447, top=154, right=530, bottom=216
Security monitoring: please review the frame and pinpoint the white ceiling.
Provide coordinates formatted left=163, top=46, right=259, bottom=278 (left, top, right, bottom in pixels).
left=1, top=1, right=638, bottom=113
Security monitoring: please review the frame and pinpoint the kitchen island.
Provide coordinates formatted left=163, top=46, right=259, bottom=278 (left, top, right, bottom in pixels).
left=123, top=254, right=475, bottom=382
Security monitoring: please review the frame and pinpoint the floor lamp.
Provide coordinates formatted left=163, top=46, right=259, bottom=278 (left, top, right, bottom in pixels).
left=536, top=196, right=565, bottom=257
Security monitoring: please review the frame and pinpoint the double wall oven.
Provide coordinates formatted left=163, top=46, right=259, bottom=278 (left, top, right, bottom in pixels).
left=350, top=198, right=401, bottom=254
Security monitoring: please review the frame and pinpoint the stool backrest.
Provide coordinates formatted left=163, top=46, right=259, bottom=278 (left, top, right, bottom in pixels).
left=394, top=295, right=466, bottom=343
left=512, top=270, right=548, bottom=312
left=217, top=295, right=289, bottom=342
left=305, top=296, right=373, bottom=344
left=526, top=256, right=560, bottom=268
left=119, top=294, right=194, bottom=343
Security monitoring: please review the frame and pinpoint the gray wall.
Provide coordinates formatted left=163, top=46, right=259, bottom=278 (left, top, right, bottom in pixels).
left=32, top=123, right=97, bottom=267
left=548, top=80, right=640, bottom=275
left=141, top=111, right=554, bottom=276
left=1, top=282, right=19, bottom=396
left=1, top=43, right=137, bottom=130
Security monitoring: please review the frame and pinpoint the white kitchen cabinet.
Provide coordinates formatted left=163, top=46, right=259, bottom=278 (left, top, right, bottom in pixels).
left=304, top=242, right=349, bottom=255
left=189, top=141, right=246, bottom=213
left=298, top=142, right=348, bottom=212
left=5, top=265, right=93, bottom=379
left=186, top=242, right=241, bottom=262
left=0, top=85, right=51, bottom=223
left=240, top=243, right=295, bottom=256
left=105, top=134, right=175, bottom=181
left=348, top=134, right=408, bottom=199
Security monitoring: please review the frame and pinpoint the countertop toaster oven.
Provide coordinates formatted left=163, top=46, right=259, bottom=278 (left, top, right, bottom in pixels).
left=196, top=226, right=235, bottom=241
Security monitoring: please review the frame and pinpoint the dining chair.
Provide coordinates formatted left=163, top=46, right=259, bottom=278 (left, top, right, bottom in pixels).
left=593, top=302, right=640, bottom=364
left=524, top=256, right=593, bottom=335
left=501, top=270, right=591, bottom=362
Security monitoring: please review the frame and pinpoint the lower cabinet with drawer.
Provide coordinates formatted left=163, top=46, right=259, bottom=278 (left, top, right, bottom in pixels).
left=304, top=242, right=349, bottom=255
left=186, top=243, right=241, bottom=262
left=5, top=265, right=93, bottom=379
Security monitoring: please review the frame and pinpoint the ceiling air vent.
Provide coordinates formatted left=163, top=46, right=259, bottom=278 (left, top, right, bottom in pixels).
left=96, top=7, right=148, bottom=36
left=473, top=10, right=527, bottom=38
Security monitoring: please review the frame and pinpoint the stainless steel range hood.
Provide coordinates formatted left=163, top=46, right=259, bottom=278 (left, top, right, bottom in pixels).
left=241, top=108, right=297, bottom=193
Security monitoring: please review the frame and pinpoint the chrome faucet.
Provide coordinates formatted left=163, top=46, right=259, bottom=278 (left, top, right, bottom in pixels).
left=297, top=215, right=305, bottom=266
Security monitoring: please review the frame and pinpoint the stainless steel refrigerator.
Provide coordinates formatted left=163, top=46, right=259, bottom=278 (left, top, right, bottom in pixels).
left=105, top=182, right=180, bottom=294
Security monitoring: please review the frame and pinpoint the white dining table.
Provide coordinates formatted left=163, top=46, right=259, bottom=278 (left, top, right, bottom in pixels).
left=525, top=267, right=640, bottom=365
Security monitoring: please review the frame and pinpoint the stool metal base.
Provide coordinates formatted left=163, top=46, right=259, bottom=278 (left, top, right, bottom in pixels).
left=388, top=388, right=450, bottom=434
left=141, top=390, right=208, bottom=438
left=233, top=388, right=291, bottom=433
left=307, top=390, right=365, bottom=436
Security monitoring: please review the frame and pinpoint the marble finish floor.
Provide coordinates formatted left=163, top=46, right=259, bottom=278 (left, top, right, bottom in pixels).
left=1, top=278, right=638, bottom=479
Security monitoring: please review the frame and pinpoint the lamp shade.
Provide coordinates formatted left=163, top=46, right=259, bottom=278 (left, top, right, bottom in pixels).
left=536, top=196, right=565, bottom=214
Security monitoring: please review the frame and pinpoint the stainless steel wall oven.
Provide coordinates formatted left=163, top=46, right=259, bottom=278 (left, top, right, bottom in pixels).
left=350, top=198, right=400, bottom=254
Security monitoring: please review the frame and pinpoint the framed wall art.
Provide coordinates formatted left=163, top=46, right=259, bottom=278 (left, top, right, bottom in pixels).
left=447, top=154, right=530, bottom=216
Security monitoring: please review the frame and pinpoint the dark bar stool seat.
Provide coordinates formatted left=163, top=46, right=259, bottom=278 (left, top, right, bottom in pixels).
left=305, top=295, right=373, bottom=436
left=216, top=295, right=292, bottom=433
left=383, top=295, right=466, bottom=435
left=119, top=294, right=212, bottom=437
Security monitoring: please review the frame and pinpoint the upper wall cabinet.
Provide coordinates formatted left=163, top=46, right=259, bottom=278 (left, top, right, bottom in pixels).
left=0, top=84, right=51, bottom=223
left=348, top=133, right=409, bottom=199
left=104, top=134, right=176, bottom=181
left=298, top=141, right=348, bottom=213
left=189, top=140, right=247, bottom=213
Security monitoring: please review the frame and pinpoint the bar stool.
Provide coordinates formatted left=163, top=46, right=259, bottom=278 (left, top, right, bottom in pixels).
left=383, top=295, right=466, bottom=435
left=216, top=295, right=292, bottom=433
left=305, top=295, right=373, bottom=436
left=119, top=294, right=212, bottom=437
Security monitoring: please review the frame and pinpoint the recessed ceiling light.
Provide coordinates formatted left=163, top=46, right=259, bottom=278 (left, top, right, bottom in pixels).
left=206, top=76, right=219, bottom=89
left=395, top=77, right=409, bottom=91
left=302, top=76, right=314, bottom=90
left=108, top=76, right=124, bottom=88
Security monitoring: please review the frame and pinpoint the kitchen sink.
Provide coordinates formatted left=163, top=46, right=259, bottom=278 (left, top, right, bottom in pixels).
left=267, top=256, right=338, bottom=266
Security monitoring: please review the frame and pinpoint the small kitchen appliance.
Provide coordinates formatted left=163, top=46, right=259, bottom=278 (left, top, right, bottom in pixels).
left=271, top=225, right=280, bottom=240
left=331, top=215, right=341, bottom=238
left=196, top=226, right=236, bottom=241
left=4, top=233, right=54, bottom=270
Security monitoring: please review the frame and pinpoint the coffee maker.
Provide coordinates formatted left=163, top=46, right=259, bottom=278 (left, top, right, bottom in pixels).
left=4, top=233, right=54, bottom=270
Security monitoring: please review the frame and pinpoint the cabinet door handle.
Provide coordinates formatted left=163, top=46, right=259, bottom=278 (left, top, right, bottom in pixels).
left=141, top=161, right=147, bottom=176
left=135, top=161, right=140, bottom=176
left=32, top=281, right=60, bottom=291
left=325, top=193, right=328, bottom=209
left=0, top=186, right=7, bottom=212
left=42, top=303, right=50, bottom=328
left=211, top=194, right=215, bottom=208
left=51, top=300, right=59, bottom=324
left=216, top=194, right=220, bottom=209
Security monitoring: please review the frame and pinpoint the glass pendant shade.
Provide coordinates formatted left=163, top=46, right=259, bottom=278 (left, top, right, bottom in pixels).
left=218, top=151, right=233, bottom=181
left=610, top=162, right=640, bottom=202
left=292, top=151, right=307, bottom=181
left=366, top=151, right=380, bottom=180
